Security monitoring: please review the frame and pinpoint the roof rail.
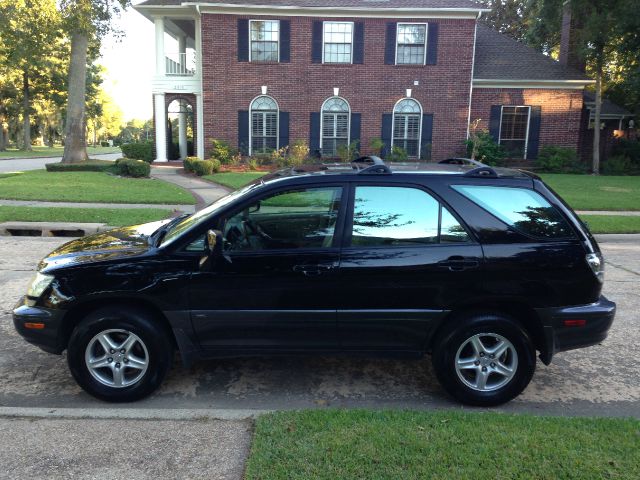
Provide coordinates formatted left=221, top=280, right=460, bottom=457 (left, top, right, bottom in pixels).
left=352, top=155, right=392, bottom=175
left=463, top=166, right=498, bottom=178
left=439, top=157, right=487, bottom=167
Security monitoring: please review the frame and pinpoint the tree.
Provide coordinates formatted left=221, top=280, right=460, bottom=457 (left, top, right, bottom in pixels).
left=59, top=0, right=130, bottom=163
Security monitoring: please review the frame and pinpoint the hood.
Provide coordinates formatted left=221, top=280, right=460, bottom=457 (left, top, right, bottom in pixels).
left=38, top=219, right=170, bottom=271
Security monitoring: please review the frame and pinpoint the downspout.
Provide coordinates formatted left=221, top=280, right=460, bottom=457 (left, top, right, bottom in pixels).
left=466, top=11, right=480, bottom=140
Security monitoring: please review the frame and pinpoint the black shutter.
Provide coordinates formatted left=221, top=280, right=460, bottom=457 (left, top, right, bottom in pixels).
left=280, top=20, right=291, bottom=62
left=311, top=21, right=323, bottom=63
left=384, top=23, right=397, bottom=65
left=527, top=106, right=542, bottom=160
left=489, top=105, right=502, bottom=142
left=350, top=113, right=361, bottom=149
left=309, top=112, right=321, bottom=157
left=381, top=113, right=393, bottom=158
left=421, top=114, right=434, bottom=160
left=426, top=23, right=439, bottom=65
left=237, top=19, right=249, bottom=62
left=238, top=110, right=249, bottom=155
left=353, top=22, right=364, bottom=64
left=279, top=112, right=290, bottom=149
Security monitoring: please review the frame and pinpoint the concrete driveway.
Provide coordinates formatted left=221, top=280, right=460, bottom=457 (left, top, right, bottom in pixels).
left=0, top=153, right=121, bottom=173
left=0, top=236, right=638, bottom=417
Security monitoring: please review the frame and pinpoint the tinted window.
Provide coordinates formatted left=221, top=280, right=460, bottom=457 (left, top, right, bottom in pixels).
left=223, top=187, right=342, bottom=251
left=351, top=186, right=470, bottom=246
left=452, top=185, right=574, bottom=239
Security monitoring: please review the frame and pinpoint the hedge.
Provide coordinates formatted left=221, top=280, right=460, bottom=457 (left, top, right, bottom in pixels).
left=45, top=161, right=114, bottom=172
left=121, top=142, right=154, bottom=162
left=114, top=158, right=151, bottom=178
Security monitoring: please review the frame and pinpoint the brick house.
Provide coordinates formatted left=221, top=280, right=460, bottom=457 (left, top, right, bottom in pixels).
left=135, top=0, right=593, bottom=163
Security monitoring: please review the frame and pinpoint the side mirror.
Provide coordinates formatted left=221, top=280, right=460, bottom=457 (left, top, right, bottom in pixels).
left=205, top=229, right=222, bottom=255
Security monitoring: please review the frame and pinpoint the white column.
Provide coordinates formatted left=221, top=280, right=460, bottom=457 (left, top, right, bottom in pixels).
left=178, top=100, right=188, bottom=160
left=154, top=16, right=165, bottom=76
left=154, top=93, right=167, bottom=162
left=196, top=93, right=205, bottom=159
left=178, top=34, right=187, bottom=72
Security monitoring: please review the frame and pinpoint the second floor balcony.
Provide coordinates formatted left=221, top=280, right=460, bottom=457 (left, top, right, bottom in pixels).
left=165, top=52, right=197, bottom=76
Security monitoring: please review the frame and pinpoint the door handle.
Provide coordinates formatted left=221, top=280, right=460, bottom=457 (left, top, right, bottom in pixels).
left=437, top=256, right=480, bottom=271
left=293, top=264, right=336, bottom=277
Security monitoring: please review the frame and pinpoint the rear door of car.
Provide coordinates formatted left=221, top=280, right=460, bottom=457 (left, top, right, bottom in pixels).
left=335, top=180, right=484, bottom=352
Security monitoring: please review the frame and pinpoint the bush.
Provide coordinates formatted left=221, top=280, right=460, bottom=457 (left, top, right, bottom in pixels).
left=465, top=131, right=506, bottom=166
left=369, top=137, right=385, bottom=156
left=45, top=161, right=113, bottom=172
left=207, top=158, right=221, bottom=173
left=611, top=138, right=640, bottom=164
left=115, top=158, right=151, bottom=178
left=289, top=139, right=309, bottom=166
left=183, top=156, right=199, bottom=173
left=337, top=140, right=360, bottom=163
left=602, top=155, right=636, bottom=175
left=537, top=146, right=583, bottom=173
left=121, top=142, right=154, bottom=162
left=388, top=146, right=408, bottom=162
left=100, top=141, right=110, bottom=147
left=191, top=159, right=214, bottom=176
left=209, top=139, right=238, bottom=165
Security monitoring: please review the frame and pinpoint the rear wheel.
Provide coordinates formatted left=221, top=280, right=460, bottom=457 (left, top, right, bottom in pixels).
left=67, top=307, right=173, bottom=402
left=432, top=312, right=536, bottom=406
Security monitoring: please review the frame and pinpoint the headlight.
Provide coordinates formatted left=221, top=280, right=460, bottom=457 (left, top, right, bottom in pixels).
left=27, top=272, right=54, bottom=298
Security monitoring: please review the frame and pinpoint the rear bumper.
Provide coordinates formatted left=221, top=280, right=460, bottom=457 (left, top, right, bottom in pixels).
left=536, top=295, right=616, bottom=364
left=13, top=297, right=66, bottom=354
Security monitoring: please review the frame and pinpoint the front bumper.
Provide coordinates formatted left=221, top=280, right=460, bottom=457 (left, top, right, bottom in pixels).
left=13, top=297, right=66, bottom=354
left=536, top=295, right=616, bottom=364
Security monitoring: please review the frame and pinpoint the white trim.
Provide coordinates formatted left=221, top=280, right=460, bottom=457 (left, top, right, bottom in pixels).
left=248, top=19, right=280, bottom=63
left=466, top=16, right=478, bottom=139
left=391, top=97, right=423, bottom=159
left=248, top=94, right=279, bottom=156
left=498, top=105, right=531, bottom=160
left=322, top=21, right=354, bottom=65
left=195, top=13, right=205, bottom=159
left=154, top=93, right=168, bottom=162
left=319, top=96, right=351, bottom=156
left=395, top=23, right=428, bottom=66
left=473, top=79, right=594, bottom=89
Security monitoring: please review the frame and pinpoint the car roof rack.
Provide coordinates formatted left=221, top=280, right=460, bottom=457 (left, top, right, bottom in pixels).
left=439, top=157, right=498, bottom=178
left=352, top=155, right=392, bottom=175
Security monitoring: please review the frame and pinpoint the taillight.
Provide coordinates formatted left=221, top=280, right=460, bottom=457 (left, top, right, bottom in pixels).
left=586, top=252, right=604, bottom=283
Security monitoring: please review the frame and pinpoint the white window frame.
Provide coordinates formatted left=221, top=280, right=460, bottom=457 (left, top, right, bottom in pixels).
left=249, top=19, right=280, bottom=63
left=322, top=21, right=354, bottom=64
left=395, top=22, right=428, bottom=66
left=319, top=96, right=351, bottom=157
left=391, top=97, right=423, bottom=159
left=498, top=105, right=531, bottom=159
left=248, top=95, right=279, bottom=156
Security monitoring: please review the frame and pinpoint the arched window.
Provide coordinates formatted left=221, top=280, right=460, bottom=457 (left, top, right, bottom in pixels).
left=321, top=97, right=350, bottom=157
left=250, top=95, right=278, bottom=155
left=392, top=98, right=422, bottom=158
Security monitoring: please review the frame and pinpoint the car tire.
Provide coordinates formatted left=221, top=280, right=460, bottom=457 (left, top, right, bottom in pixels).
left=431, top=312, right=536, bottom=406
left=67, top=306, right=173, bottom=402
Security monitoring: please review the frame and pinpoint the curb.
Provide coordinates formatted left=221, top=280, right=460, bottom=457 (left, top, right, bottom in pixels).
left=595, top=234, right=640, bottom=244
left=0, top=406, right=269, bottom=421
left=0, top=153, right=121, bottom=162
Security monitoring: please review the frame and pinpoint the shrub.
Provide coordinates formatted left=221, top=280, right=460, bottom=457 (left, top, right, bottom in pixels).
left=248, top=158, right=260, bottom=171
left=337, top=140, right=360, bottom=163
left=192, top=159, right=214, bottom=176
left=270, top=146, right=289, bottom=167
left=602, top=155, right=635, bottom=175
left=100, top=141, right=110, bottom=147
left=183, top=156, right=199, bottom=173
left=115, top=158, right=151, bottom=178
left=209, top=139, right=238, bottom=165
left=465, top=131, right=505, bottom=166
left=207, top=158, right=222, bottom=173
left=537, top=146, right=583, bottom=173
left=611, top=138, right=640, bottom=164
left=288, top=139, right=309, bottom=166
left=121, top=142, right=154, bottom=162
left=369, top=137, right=385, bottom=156
left=45, top=161, right=113, bottom=172
left=388, top=146, right=408, bottom=163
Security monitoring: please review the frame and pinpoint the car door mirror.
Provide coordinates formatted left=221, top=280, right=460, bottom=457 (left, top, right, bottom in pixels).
left=205, top=229, right=222, bottom=255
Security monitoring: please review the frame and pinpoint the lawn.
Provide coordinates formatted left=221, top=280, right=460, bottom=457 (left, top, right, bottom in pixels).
left=0, top=206, right=171, bottom=227
left=245, top=410, right=640, bottom=480
left=0, top=146, right=121, bottom=159
left=204, top=172, right=267, bottom=190
left=540, top=174, right=640, bottom=211
left=581, top=215, right=640, bottom=234
left=0, top=170, right=195, bottom=204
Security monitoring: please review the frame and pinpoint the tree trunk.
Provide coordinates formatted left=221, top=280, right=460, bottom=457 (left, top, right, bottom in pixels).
left=22, top=72, right=32, bottom=151
left=0, top=123, right=5, bottom=151
left=592, top=64, right=602, bottom=175
left=62, top=32, right=89, bottom=163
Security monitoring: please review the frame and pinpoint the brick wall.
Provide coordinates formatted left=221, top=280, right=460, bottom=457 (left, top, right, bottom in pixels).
left=201, top=14, right=475, bottom=160
left=470, top=88, right=584, bottom=152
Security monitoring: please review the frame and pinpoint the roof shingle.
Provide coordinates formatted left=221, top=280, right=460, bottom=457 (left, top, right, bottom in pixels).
left=136, top=0, right=483, bottom=8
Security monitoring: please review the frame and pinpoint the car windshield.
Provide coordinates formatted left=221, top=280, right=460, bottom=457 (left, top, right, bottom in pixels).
left=160, top=182, right=262, bottom=246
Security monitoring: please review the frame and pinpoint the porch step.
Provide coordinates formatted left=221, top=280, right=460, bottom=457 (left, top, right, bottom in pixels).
left=0, top=222, right=110, bottom=238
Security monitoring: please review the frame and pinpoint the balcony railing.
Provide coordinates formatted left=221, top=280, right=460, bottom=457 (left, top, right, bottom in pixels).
left=165, top=52, right=196, bottom=76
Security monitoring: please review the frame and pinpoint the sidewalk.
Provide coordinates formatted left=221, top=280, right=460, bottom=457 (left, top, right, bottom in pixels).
left=151, top=165, right=230, bottom=210
left=577, top=210, right=640, bottom=216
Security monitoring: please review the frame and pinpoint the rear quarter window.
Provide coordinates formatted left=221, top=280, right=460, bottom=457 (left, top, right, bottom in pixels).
left=452, top=185, right=575, bottom=239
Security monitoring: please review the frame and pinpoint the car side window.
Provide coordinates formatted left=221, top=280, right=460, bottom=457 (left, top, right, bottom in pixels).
left=350, top=186, right=470, bottom=247
left=222, top=186, right=343, bottom=252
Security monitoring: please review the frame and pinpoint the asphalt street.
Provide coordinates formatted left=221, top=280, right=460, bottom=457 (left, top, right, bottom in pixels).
left=0, top=236, right=638, bottom=418
left=0, top=153, right=121, bottom=173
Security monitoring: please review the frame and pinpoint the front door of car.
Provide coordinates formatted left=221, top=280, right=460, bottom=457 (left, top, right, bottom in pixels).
left=336, top=184, right=484, bottom=351
left=188, top=184, right=346, bottom=351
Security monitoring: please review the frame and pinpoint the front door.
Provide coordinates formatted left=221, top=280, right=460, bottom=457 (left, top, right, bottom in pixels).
left=336, top=184, right=483, bottom=351
left=189, top=184, right=345, bottom=351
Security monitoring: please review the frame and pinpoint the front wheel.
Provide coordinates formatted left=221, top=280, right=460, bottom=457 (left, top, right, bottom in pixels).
left=67, top=307, right=173, bottom=402
left=432, top=312, right=536, bottom=406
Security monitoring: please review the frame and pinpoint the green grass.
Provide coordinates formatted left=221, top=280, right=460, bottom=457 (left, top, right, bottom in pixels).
left=245, top=410, right=640, bottom=480
left=0, top=146, right=121, bottom=159
left=0, top=206, right=171, bottom=227
left=204, top=172, right=267, bottom=190
left=0, top=170, right=195, bottom=204
left=581, top=215, right=640, bottom=234
left=540, top=174, right=640, bottom=211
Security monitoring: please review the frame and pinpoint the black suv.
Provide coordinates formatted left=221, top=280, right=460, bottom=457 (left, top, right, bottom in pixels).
left=13, top=158, right=615, bottom=405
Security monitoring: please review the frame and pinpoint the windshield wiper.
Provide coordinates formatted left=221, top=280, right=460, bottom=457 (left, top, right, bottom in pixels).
left=149, top=213, right=190, bottom=247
